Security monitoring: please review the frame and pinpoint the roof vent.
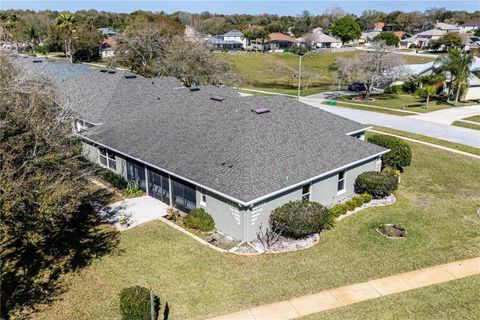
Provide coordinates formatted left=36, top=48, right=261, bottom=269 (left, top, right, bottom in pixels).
left=124, top=74, right=136, bottom=79
left=251, top=107, right=270, bottom=114
left=189, top=87, right=200, bottom=92
left=108, top=70, right=117, bottom=74
left=210, top=95, right=225, bottom=101
left=100, top=69, right=108, bottom=73
left=32, top=60, right=42, bottom=63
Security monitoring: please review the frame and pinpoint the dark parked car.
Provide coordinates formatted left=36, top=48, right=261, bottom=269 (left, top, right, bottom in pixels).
left=348, top=83, right=367, bottom=92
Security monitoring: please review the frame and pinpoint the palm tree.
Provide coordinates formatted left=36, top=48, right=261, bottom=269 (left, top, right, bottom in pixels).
left=416, top=85, right=436, bottom=109
left=434, top=48, right=476, bottom=105
left=56, top=13, right=78, bottom=63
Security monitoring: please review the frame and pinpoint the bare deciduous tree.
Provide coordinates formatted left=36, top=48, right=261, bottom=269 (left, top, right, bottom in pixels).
left=336, top=43, right=409, bottom=99
left=256, top=223, right=283, bottom=251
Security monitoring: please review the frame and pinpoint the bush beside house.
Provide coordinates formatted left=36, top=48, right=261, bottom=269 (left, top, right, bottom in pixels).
left=270, top=200, right=331, bottom=238
left=367, top=135, right=412, bottom=170
left=354, top=171, right=399, bottom=198
left=183, top=208, right=215, bottom=232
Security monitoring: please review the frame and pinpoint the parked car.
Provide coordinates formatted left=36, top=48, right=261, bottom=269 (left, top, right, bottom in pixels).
left=348, top=83, right=367, bottom=92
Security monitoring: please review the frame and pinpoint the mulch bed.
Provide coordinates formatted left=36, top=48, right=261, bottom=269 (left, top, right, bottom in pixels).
left=377, top=224, right=407, bottom=238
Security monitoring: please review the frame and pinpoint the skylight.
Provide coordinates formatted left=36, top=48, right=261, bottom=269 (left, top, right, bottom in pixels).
left=189, top=87, right=200, bottom=92
left=251, top=107, right=270, bottom=114
left=100, top=69, right=108, bottom=73
left=124, top=74, right=137, bottom=79
left=108, top=70, right=117, bottom=74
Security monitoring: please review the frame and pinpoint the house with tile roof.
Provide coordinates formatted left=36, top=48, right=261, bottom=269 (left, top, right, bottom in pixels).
left=16, top=56, right=388, bottom=241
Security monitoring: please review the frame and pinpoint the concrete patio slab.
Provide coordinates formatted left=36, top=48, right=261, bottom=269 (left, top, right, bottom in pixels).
left=368, top=275, right=413, bottom=296
left=250, top=301, right=300, bottom=320
left=289, top=291, right=343, bottom=316
left=99, top=196, right=168, bottom=230
left=330, top=282, right=381, bottom=304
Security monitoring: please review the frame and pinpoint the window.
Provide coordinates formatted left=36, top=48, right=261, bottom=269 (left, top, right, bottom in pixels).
left=337, top=170, right=346, bottom=193
left=99, top=147, right=116, bottom=170
left=199, top=189, right=207, bottom=207
left=302, top=184, right=311, bottom=201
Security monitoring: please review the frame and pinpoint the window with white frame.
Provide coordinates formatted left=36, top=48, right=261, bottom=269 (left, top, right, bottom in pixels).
left=99, top=147, right=116, bottom=170
left=199, top=188, right=207, bottom=206
left=337, top=170, right=346, bottom=192
left=302, top=184, right=311, bottom=201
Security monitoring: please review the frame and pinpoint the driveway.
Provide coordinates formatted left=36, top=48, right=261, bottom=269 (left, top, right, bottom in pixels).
left=406, top=104, right=480, bottom=124
left=300, top=97, right=480, bottom=148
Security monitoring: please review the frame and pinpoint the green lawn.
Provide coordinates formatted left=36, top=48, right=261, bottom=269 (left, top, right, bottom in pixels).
left=302, top=275, right=480, bottom=320
left=240, top=87, right=328, bottom=97
left=221, top=51, right=434, bottom=90
left=33, top=141, right=480, bottom=320
left=463, top=115, right=480, bottom=123
left=370, top=126, right=480, bottom=156
left=328, top=101, right=416, bottom=116
left=452, top=121, right=480, bottom=131
left=335, top=94, right=473, bottom=113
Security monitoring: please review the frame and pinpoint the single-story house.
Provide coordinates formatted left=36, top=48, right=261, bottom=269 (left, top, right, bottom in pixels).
left=208, top=29, right=247, bottom=50
left=460, top=33, right=480, bottom=51
left=435, top=22, right=460, bottom=33
left=405, top=57, right=480, bottom=101
left=400, top=29, right=446, bottom=48
left=98, top=27, right=117, bottom=37
left=16, top=56, right=389, bottom=241
left=267, top=32, right=297, bottom=51
left=100, top=36, right=117, bottom=58
left=359, top=31, right=381, bottom=44
left=460, top=19, right=480, bottom=33
left=298, top=31, right=342, bottom=48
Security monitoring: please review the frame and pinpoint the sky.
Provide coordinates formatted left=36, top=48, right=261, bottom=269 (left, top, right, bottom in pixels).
left=1, top=0, right=479, bottom=15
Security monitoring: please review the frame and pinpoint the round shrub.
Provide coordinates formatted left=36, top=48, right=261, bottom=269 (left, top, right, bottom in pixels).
left=119, top=286, right=152, bottom=320
left=361, top=193, right=373, bottom=203
left=183, top=208, right=215, bottom=232
left=329, top=203, right=349, bottom=217
left=345, top=200, right=356, bottom=211
left=270, top=200, right=330, bottom=238
left=352, top=195, right=364, bottom=207
left=367, top=135, right=412, bottom=170
left=354, top=171, right=398, bottom=199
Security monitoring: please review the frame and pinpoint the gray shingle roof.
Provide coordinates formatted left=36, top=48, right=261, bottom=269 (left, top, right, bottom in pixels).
left=15, top=56, right=387, bottom=204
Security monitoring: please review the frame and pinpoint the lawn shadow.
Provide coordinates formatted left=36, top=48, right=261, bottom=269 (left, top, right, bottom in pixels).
left=1, top=188, right=121, bottom=319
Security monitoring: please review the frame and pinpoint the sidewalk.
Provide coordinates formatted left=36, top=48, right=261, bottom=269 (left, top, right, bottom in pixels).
left=209, top=257, right=480, bottom=320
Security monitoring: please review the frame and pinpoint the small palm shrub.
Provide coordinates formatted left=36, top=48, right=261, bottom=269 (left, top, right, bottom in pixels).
left=122, top=183, right=144, bottom=198
left=354, top=171, right=399, bottom=198
left=119, top=286, right=153, bottom=320
left=345, top=200, right=356, bottom=211
left=270, top=200, right=330, bottom=238
left=183, top=208, right=215, bottom=232
left=103, top=170, right=128, bottom=189
left=361, top=193, right=373, bottom=203
left=352, top=195, right=364, bottom=207
left=367, top=135, right=412, bottom=170
left=329, top=203, right=349, bottom=217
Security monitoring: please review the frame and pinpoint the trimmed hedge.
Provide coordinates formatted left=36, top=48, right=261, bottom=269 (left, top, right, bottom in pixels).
left=354, top=171, right=398, bottom=199
left=119, top=286, right=152, bottom=320
left=352, top=195, right=364, bottom=207
left=367, top=135, right=412, bottom=170
left=345, top=200, right=356, bottom=211
left=361, top=193, right=373, bottom=203
left=270, top=200, right=330, bottom=238
left=183, top=208, right=215, bottom=232
left=329, top=203, right=349, bottom=217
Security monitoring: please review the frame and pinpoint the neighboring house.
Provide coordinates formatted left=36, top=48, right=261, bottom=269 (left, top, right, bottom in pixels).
left=400, top=29, right=446, bottom=48
left=373, top=22, right=385, bottom=32
left=435, top=22, right=460, bottom=33
left=359, top=31, right=380, bottom=44
left=98, top=27, right=117, bottom=37
left=208, top=29, right=246, bottom=50
left=460, top=19, right=480, bottom=33
left=460, top=33, right=480, bottom=51
left=267, top=32, right=297, bottom=51
left=17, top=57, right=389, bottom=241
left=405, top=57, right=480, bottom=101
left=298, top=30, right=342, bottom=48
left=100, top=36, right=117, bottom=58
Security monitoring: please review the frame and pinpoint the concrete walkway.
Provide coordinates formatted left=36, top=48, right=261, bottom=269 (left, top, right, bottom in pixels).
left=407, top=104, right=480, bottom=124
left=300, top=97, right=480, bottom=148
left=209, top=257, right=480, bottom=320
